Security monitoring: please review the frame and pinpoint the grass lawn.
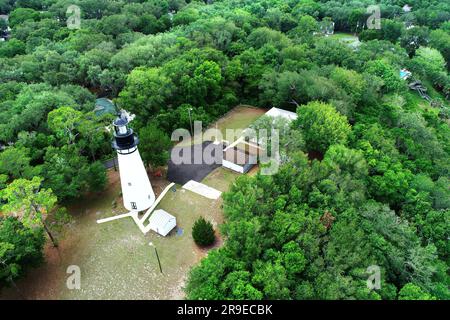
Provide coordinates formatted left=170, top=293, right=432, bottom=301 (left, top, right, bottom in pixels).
left=328, top=32, right=356, bottom=40
left=60, top=180, right=227, bottom=300
left=385, top=80, right=448, bottom=114
left=214, top=105, right=267, bottom=142
left=0, top=168, right=242, bottom=300
left=327, top=32, right=361, bottom=49
left=0, top=171, right=226, bottom=299
left=178, top=105, right=267, bottom=146
left=202, top=167, right=241, bottom=193
left=328, top=32, right=358, bottom=40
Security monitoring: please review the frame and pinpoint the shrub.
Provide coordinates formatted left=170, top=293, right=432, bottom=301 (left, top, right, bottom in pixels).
left=192, top=217, right=215, bottom=247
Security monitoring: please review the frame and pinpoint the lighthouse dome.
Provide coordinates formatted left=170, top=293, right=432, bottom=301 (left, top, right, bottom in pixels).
left=113, top=116, right=128, bottom=127
left=112, top=113, right=139, bottom=152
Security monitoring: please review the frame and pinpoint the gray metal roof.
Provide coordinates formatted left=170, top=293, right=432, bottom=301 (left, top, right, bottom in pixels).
left=149, top=209, right=176, bottom=227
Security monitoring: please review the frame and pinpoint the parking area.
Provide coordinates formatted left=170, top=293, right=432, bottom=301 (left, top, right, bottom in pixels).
left=167, top=141, right=224, bottom=185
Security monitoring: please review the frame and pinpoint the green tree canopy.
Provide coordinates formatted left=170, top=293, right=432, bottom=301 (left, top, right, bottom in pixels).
left=138, top=123, right=172, bottom=168
left=0, top=216, right=45, bottom=285
left=294, top=101, right=351, bottom=154
left=1, top=176, right=58, bottom=247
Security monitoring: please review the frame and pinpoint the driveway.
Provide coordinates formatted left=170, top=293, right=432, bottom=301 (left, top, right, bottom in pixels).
left=167, top=141, right=224, bottom=185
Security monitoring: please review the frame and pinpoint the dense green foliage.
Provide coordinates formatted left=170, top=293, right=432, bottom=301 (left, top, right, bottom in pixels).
left=0, top=217, right=45, bottom=285
left=0, top=0, right=448, bottom=299
left=1, top=176, right=62, bottom=247
left=138, top=123, right=172, bottom=168
left=192, top=217, right=216, bottom=247
left=294, top=101, right=351, bottom=153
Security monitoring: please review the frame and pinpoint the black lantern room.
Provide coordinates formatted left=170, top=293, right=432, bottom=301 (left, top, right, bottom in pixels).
left=112, top=113, right=139, bottom=153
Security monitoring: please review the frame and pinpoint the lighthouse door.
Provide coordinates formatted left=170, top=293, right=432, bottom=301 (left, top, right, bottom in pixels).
left=131, top=202, right=137, bottom=210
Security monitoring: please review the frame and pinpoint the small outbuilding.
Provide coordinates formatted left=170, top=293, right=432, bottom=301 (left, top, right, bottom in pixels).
left=220, top=107, right=297, bottom=174
left=222, top=142, right=260, bottom=174
left=148, top=209, right=177, bottom=237
left=265, top=107, right=298, bottom=121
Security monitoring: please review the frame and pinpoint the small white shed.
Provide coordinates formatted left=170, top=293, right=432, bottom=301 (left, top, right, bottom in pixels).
left=148, top=209, right=177, bottom=237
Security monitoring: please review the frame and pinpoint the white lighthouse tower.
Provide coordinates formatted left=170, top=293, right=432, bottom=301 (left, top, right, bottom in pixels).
left=112, top=112, right=155, bottom=212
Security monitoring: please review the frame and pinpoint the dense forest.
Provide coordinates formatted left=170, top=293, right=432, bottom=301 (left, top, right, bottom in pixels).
left=0, top=0, right=449, bottom=300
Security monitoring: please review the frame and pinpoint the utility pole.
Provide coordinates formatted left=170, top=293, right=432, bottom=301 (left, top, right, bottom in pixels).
left=188, top=107, right=194, bottom=137
left=149, top=242, right=163, bottom=274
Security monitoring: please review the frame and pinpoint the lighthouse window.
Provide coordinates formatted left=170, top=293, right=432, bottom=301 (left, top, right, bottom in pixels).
left=118, top=126, right=127, bottom=134
left=131, top=202, right=137, bottom=210
left=128, top=182, right=132, bottom=186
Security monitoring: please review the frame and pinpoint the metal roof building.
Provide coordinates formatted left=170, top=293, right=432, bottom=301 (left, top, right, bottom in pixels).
left=265, top=107, right=298, bottom=121
left=148, top=209, right=177, bottom=237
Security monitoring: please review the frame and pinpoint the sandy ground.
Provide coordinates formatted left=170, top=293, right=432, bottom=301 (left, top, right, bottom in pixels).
left=0, top=168, right=235, bottom=300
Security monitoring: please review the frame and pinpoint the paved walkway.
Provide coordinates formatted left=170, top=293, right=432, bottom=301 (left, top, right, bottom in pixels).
left=96, top=183, right=176, bottom=235
left=182, top=180, right=222, bottom=200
